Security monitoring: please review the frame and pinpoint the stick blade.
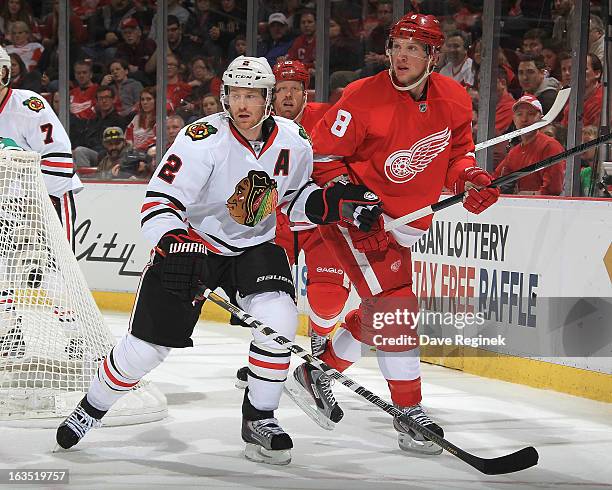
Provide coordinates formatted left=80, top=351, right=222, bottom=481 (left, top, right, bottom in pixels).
left=476, top=446, right=539, bottom=475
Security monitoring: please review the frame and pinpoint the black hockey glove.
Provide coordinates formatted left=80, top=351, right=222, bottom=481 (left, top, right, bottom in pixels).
left=306, top=180, right=383, bottom=232
left=154, top=229, right=208, bottom=302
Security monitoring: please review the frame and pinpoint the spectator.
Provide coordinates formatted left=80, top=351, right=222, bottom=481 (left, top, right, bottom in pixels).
left=145, top=15, right=200, bottom=76
left=439, top=30, right=474, bottom=87
left=71, top=85, right=130, bottom=167
left=588, top=15, right=605, bottom=65
left=100, top=58, right=143, bottom=117
left=552, top=0, right=575, bottom=51
left=201, top=92, right=222, bottom=116
left=166, top=114, right=184, bottom=149
left=521, top=28, right=547, bottom=57
left=115, top=17, right=156, bottom=84
left=187, top=56, right=221, bottom=96
left=229, top=33, right=248, bottom=60
left=148, top=0, right=191, bottom=40
left=8, top=52, right=41, bottom=92
left=287, top=10, right=316, bottom=76
left=166, top=52, right=191, bottom=112
left=361, top=0, right=393, bottom=78
left=145, top=143, right=157, bottom=172
left=39, top=0, right=88, bottom=50
left=6, top=21, right=44, bottom=72
left=558, top=50, right=572, bottom=88
left=50, top=89, right=60, bottom=114
left=0, top=0, right=39, bottom=44
left=97, top=126, right=149, bottom=180
left=125, top=86, right=156, bottom=151
left=70, top=60, right=98, bottom=120
left=184, top=0, right=223, bottom=63
left=329, top=17, right=362, bottom=76
left=560, top=53, right=603, bottom=129
left=86, top=0, right=137, bottom=62
left=493, top=95, right=565, bottom=196
left=579, top=125, right=598, bottom=197
left=207, top=0, right=247, bottom=54
left=495, top=70, right=516, bottom=135
left=517, top=54, right=560, bottom=115
left=258, top=12, right=293, bottom=68
left=542, top=39, right=562, bottom=81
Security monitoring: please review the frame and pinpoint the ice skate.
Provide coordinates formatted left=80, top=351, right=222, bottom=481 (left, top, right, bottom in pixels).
left=56, top=396, right=105, bottom=449
left=242, top=417, right=293, bottom=465
left=394, top=403, right=444, bottom=455
left=310, top=331, right=328, bottom=357
left=235, top=366, right=248, bottom=389
left=284, top=362, right=343, bottom=430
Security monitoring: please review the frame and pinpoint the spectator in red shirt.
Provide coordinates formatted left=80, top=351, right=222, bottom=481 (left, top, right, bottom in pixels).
left=287, top=10, right=316, bottom=78
left=70, top=60, right=98, bottom=120
left=560, top=53, right=604, bottom=128
left=495, top=70, right=516, bottom=135
left=166, top=52, right=191, bottom=113
left=115, top=17, right=156, bottom=85
left=125, top=86, right=156, bottom=151
left=493, top=95, right=565, bottom=195
left=39, top=0, right=88, bottom=49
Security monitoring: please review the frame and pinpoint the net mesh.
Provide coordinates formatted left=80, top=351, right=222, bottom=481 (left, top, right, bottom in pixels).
left=0, top=150, right=166, bottom=424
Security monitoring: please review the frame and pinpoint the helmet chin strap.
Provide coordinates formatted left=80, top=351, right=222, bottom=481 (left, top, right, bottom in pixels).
left=387, top=51, right=436, bottom=92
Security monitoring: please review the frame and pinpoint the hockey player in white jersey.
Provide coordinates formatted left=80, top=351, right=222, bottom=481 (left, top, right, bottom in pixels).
left=56, top=56, right=382, bottom=465
left=0, top=46, right=81, bottom=356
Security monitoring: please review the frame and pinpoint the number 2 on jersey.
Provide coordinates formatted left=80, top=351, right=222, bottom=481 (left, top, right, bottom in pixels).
left=158, top=154, right=182, bottom=184
left=330, top=109, right=352, bottom=137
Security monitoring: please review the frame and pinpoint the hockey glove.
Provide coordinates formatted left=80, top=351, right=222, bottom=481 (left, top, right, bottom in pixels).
left=306, top=180, right=382, bottom=232
left=347, top=214, right=389, bottom=254
left=455, top=167, right=500, bottom=215
left=154, top=229, right=207, bottom=302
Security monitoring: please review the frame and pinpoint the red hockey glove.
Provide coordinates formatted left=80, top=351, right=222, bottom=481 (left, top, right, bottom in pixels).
left=455, top=167, right=500, bottom=215
left=154, top=229, right=208, bottom=301
left=347, top=214, right=389, bottom=254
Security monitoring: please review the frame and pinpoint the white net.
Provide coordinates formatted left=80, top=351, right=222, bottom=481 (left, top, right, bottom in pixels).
left=0, top=150, right=166, bottom=426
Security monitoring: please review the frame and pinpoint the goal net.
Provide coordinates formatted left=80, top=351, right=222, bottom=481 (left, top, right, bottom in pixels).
left=0, top=150, right=167, bottom=427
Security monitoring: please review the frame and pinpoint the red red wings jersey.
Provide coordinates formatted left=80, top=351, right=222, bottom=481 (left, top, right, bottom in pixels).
left=300, top=102, right=330, bottom=134
left=312, top=71, right=476, bottom=244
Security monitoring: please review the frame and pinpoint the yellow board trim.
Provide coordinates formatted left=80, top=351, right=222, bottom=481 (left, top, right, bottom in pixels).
left=92, top=292, right=611, bottom=403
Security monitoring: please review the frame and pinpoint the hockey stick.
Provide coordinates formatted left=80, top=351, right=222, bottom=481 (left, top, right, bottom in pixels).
left=385, top=130, right=612, bottom=231
left=193, top=286, right=539, bottom=475
left=474, top=88, right=570, bottom=151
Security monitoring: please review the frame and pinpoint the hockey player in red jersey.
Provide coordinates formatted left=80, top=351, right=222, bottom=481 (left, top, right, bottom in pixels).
left=288, top=13, right=500, bottom=454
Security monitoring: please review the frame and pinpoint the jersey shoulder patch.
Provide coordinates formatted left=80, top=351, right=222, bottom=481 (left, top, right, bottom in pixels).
left=22, top=96, right=45, bottom=112
left=185, top=122, right=218, bottom=141
left=295, top=122, right=312, bottom=145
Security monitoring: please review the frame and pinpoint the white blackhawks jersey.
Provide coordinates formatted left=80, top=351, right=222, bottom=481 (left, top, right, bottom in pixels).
left=142, top=113, right=318, bottom=255
left=0, top=88, right=78, bottom=197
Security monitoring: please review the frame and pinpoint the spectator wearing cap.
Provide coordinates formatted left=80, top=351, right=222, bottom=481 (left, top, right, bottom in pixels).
left=70, top=60, right=98, bottom=120
left=588, top=15, right=605, bottom=65
left=560, top=53, right=603, bottom=129
left=493, top=95, right=565, bottom=196
left=115, top=17, right=156, bottom=85
left=100, top=58, right=143, bottom=117
left=258, top=13, right=294, bottom=67
left=439, top=30, right=474, bottom=88
left=71, top=85, right=130, bottom=168
left=517, top=54, right=560, bottom=115
left=86, top=0, right=137, bottom=62
left=145, top=15, right=200, bottom=76
left=97, top=126, right=148, bottom=180
left=287, top=10, right=316, bottom=75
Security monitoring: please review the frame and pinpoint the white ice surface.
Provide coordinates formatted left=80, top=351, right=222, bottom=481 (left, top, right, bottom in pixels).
left=1, top=312, right=611, bottom=490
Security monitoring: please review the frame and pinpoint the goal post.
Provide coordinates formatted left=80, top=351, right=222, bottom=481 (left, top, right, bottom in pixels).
left=0, top=150, right=167, bottom=427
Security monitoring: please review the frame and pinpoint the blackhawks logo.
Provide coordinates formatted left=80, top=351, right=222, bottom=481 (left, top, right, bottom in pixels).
left=23, top=96, right=44, bottom=112
left=185, top=122, right=217, bottom=141
left=297, top=123, right=311, bottom=145
left=226, top=170, right=278, bottom=227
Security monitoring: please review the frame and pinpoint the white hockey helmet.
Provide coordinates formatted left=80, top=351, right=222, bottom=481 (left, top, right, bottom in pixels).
left=0, top=46, right=11, bottom=88
left=221, top=56, right=276, bottom=128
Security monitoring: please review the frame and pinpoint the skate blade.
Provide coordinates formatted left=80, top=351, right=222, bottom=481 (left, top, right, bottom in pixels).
left=244, top=443, right=291, bottom=465
left=398, top=432, right=442, bottom=455
left=283, top=375, right=336, bottom=431
left=235, top=379, right=248, bottom=390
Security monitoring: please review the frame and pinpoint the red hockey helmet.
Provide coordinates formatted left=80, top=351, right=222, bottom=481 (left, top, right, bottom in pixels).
left=388, top=13, right=444, bottom=52
left=273, top=59, right=310, bottom=88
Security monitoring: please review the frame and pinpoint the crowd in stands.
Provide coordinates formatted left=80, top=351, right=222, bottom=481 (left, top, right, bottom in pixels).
left=1, top=0, right=609, bottom=195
